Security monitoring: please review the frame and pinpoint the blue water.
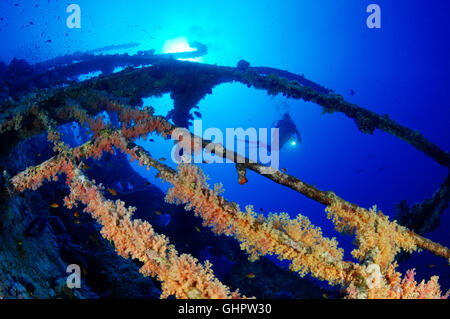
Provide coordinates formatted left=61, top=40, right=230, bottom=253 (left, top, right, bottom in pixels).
left=1, top=0, right=448, bottom=296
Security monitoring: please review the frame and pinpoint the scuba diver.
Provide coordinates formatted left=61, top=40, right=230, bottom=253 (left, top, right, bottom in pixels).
left=238, top=112, right=301, bottom=153
left=270, top=112, right=301, bottom=151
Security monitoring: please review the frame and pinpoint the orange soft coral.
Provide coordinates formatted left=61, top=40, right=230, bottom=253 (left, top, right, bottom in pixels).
left=345, top=262, right=449, bottom=299
left=12, top=145, right=240, bottom=299
left=325, top=198, right=417, bottom=270
left=9, top=119, right=449, bottom=299
left=164, top=164, right=357, bottom=286
left=64, top=165, right=241, bottom=299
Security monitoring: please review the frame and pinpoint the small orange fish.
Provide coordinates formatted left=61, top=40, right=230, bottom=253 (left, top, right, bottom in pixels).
left=159, top=157, right=166, bottom=162
left=82, top=163, right=91, bottom=170
left=74, top=219, right=80, bottom=224
left=245, top=273, right=256, bottom=279
left=322, top=293, right=329, bottom=299
left=194, top=226, right=201, bottom=233
left=107, top=188, right=118, bottom=196
left=49, top=203, right=59, bottom=208
left=429, top=264, right=435, bottom=269
left=155, top=172, right=161, bottom=178
left=73, top=211, right=80, bottom=218
left=238, top=177, right=248, bottom=185
left=154, top=210, right=162, bottom=216
left=281, top=168, right=287, bottom=173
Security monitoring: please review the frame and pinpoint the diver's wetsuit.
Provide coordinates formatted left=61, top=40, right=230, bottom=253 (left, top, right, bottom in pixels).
left=270, top=113, right=301, bottom=151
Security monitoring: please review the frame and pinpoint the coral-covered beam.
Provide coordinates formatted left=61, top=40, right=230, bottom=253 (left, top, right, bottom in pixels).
left=59, top=96, right=448, bottom=263
left=1, top=59, right=448, bottom=167
left=11, top=129, right=361, bottom=286
left=101, top=132, right=449, bottom=292
left=116, top=107, right=449, bottom=262
left=120, top=141, right=361, bottom=286
left=112, top=124, right=450, bottom=262
left=9, top=124, right=448, bottom=297
left=64, top=165, right=240, bottom=299
left=10, top=144, right=241, bottom=299
left=3, top=43, right=208, bottom=100
left=74, top=62, right=450, bottom=167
